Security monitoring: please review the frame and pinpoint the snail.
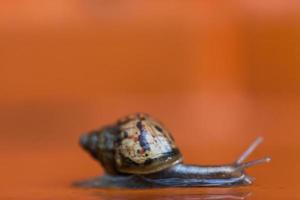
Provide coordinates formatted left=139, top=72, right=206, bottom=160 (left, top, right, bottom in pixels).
left=76, top=113, right=271, bottom=188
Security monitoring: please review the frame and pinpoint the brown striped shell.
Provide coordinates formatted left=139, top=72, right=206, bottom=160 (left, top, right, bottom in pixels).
left=81, top=113, right=183, bottom=175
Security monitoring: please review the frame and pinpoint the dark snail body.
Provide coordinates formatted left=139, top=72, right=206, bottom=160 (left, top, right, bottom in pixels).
left=77, top=113, right=270, bottom=188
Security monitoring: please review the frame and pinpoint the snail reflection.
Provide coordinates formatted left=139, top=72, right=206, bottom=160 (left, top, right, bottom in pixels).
left=76, top=113, right=270, bottom=188
left=91, top=190, right=251, bottom=200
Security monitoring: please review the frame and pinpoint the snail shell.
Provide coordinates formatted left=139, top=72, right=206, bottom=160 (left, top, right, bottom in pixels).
left=80, top=113, right=182, bottom=175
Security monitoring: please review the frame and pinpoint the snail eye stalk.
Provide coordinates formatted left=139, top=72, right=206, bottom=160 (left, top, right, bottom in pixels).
left=235, top=137, right=271, bottom=169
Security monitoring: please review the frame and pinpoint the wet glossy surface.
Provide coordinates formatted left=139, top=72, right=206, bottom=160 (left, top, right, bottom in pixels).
left=1, top=94, right=300, bottom=199
left=1, top=0, right=300, bottom=199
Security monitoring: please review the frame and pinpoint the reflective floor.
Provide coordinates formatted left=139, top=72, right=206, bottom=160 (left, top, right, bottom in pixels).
left=1, top=94, right=299, bottom=200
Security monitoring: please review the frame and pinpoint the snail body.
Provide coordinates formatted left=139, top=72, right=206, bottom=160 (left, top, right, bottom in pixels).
left=77, top=113, right=270, bottom=188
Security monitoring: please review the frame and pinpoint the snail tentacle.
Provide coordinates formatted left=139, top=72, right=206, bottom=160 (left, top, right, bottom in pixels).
left=234, top=136, right=271, bottom=169
left=236, top=136, right=264, bottom=164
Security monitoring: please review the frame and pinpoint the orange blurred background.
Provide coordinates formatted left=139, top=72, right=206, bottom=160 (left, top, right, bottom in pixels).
left=1, top=1, right=300, bottom=200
